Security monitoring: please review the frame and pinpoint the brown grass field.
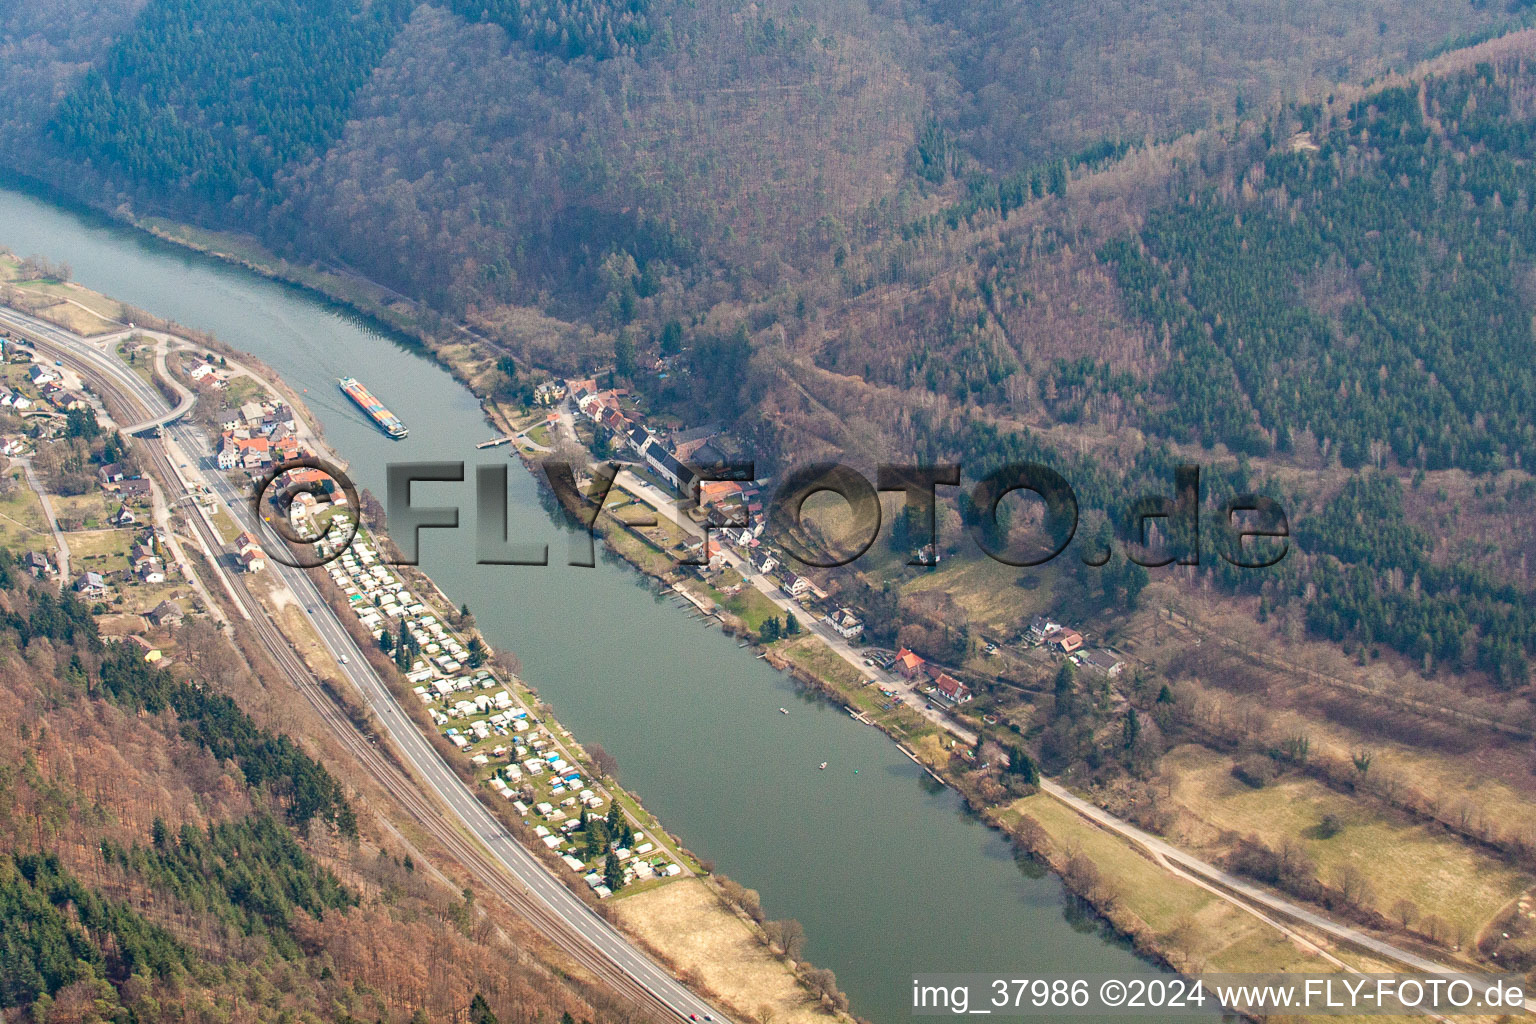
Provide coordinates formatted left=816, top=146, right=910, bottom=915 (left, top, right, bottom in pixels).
left=612, top=878, right=848, bottom=1024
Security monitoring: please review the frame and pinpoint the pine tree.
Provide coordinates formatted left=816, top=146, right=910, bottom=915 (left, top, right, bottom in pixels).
left=469, top=993, right=498, bottom=1024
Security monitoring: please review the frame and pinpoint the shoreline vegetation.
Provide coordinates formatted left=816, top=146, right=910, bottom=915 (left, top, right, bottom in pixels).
left=0, top=186, right=1270, bottom=986
left=0, top=234, right=861, bottom=1024
left=0, top=187, right=1450, bottom=1011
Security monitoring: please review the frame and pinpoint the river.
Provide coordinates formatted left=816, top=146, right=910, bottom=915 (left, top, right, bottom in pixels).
left=0, top=183, right=1209, bottom=1024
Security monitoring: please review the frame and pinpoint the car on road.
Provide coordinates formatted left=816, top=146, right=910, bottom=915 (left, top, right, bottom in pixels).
left=339, top=654, right=349, bottom=664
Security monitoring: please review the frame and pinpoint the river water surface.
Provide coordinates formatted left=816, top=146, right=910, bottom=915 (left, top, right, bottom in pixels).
left=0, top=184, right=1212, bottom=1023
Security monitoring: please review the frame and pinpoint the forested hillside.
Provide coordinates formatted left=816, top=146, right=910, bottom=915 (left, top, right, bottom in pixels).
left=1, top=0, right=1513, bottom=318
left=48, top=0, right=416, bottom=215
left=0, top=551, right=629, bottom=1023
left=4, top=0, right=1536, bottom=701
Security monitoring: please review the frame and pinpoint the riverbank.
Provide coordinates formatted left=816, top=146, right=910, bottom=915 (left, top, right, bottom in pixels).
left=0, top=184, right=1270, bottom=1023
left=105, top=202, right=1243, bottom=987
left=187, top=361, right=859, bottom=1024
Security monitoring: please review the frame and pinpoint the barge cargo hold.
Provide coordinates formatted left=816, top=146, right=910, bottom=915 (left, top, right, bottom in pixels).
left=337, top=376, right=408, bottom=438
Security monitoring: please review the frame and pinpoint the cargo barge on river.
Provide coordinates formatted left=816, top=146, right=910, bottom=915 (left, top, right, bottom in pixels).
left=338, top=376, right=408, bottom=438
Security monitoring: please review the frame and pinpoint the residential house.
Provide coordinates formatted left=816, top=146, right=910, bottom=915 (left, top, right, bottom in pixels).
left=1050, top=629, right=1084, bottom=654
left=135, top=558, right=166, bottom=584
left=126, top=635, right=162, bottom=663
left=626, top=425, right=653, bottom=456
left=98, top=462, right=126, bottom=486
left=146, top=601, right=184, bottom=628
left=238, top=548, right=267, bottom=573
left=50, top=390, right=89, bottom=411
left=28, top=364, right=58, bottom=386
left=25, top=551, right=52, bottom=578
left=643, top=444, right=697, bottom=494
left=111, top=504, right=137, bottom=527
left=780, top=572, right=810, bottom=598
left=1080, top=649, right=1124, bottom=677
left=697, top=480, right=742, bottom=509
left=894, top=648, right=927, bottom=679
left=75, top=571, right=106, bottom=598
left=932, top=673, right=972, bottom=704
left=671, top=424, right=719, bottom=461
left=1026, top=614, right=1060, bottom=644
left=218, top=433, right=271, bottom=470
left=828, top=607, right=864, bottom=640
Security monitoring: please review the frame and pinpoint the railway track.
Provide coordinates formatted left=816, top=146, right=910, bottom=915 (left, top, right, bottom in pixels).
left=13, top=315, right=703, bottom=1024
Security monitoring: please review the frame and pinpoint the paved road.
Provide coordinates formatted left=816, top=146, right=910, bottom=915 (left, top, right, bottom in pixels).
left=0, top=308, right=196, bottom=433
left=605, top=451, right=1531, bottom=993
left=6, top=304, right=729, bottom=1024
left=27, top=306, right=1525, bottom=1010
left=16, top=457, right=70, bottom=578
left=611, top=467, right=964, bottom=737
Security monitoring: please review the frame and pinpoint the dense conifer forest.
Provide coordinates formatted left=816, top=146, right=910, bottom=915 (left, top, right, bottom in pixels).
left=0, top=551, right=624, bottom=1023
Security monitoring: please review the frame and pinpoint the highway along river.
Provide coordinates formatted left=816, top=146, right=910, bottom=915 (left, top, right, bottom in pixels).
left=0, top=184, right=1210, bottom=1024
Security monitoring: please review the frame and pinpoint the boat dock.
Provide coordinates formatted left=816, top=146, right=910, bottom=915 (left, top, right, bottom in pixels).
left=476, top=436, right=514, bottom=449
left=899, top=744, right=946, bottom=786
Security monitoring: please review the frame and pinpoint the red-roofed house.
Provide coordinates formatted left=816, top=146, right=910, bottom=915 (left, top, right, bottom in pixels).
left=1050, top=629, right=1084, bottom=654
left=894, top=648, right=927, bottom=679
left=697, top=480, right=743, bottom=507
left=932, top=673, right=972, bottom=704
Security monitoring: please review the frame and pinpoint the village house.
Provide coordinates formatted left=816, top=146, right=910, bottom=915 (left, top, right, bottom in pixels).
left=894, top=647, right=927, bottom=679
left=125, top=634, right=163, bottom=663
left=28, top=364, right=58, bottom=387
left=1050, top=628, right=1084, bottom=654
left=111, top=503, right=137, bottom=527
left=644, top=444, right=697, bottom=494
left=780, top=572, right=810, bottom=598
left=118, top=478, right=152, bottom=500
left=697, top=480, right=742, bottom=510
left=1026, top=614, right=1060, bottom=644
left=25, top=551, right=52, bottom=577
left=932, top=672, right=972, bottom=704
left=217, top=433, right=272, bottom=470
left=146, top=600, right=184, bottom=628
left=626, top=425, right=653, bottom=456
left=827, top=607, right=864, bottom=640
left=48, top=389, right=90, bottom=412
left=234, top=531, right=267, bottom=572
left=135, top=558, right=166, bottom=584
left=98, top=462, right=126, bottom=486
left=1080, top=649, right=1124, bottom=677
left=240, top=401, right=266, bottom=428
left=670, top=424, right=719, bottom=461
left=75, top=571, right=106, bottom=598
